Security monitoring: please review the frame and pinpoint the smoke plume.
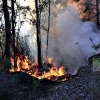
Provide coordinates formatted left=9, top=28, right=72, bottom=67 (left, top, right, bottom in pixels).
left=19, top=1, right=100, bottom=74
left=48, top=4, right=100, bottom=74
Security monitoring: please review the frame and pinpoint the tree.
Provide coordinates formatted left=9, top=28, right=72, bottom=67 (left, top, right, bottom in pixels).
left=76, top=0, right=100, bottom=26
left=96, top=0, right=99, bottom=26
left=35, top=0, right=42, bottom=69
left=2, top=0, right=11, bottom=61
left=0, top=0, right=51, bottom=72
left=11, top=0, right=17, bottom=68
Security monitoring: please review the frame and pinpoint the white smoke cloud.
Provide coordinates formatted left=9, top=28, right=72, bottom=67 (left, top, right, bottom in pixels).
left=49, top=4, right=100, bottom=74
left=17, top=1, right=100, bottom=74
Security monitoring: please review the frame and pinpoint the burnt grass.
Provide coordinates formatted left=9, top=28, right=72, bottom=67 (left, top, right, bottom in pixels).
left=0, top=66, right=100, bottom=100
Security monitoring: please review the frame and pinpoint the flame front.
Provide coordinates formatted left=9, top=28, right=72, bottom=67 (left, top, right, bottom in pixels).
left=10, top=55, right=67, bottom=81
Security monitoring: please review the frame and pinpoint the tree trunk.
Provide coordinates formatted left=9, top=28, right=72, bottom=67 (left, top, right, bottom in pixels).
left=96, top=0, right=99, bottom=26
left=2, top=0, right=11, bottom=60
left=46, top=0, right=50, bottom=58
left=11, top=0, right=17, bottom=68
left=35, top=0, right=42, bottom=69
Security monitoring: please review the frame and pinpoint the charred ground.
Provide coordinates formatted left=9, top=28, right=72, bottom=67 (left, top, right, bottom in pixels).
left=0, top=65, right=100, bottom=100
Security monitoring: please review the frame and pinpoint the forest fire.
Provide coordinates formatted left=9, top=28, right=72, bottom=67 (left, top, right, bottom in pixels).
left=10, top=54, right=69, bottom=81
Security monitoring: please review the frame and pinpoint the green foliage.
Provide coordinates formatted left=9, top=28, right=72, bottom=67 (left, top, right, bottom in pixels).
left=4, top=59, right=12, bottom=71
left=0, top=49, right=2, bottom=54
left=32, top=78, right=40, bottom=89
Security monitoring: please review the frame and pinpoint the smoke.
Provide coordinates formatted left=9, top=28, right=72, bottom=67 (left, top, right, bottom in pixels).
left=18, top=1, right=100, bottom=74
left=48, top=4, right=100, bottom=74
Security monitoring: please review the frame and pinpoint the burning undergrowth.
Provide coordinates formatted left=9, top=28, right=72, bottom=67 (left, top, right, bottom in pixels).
left=19, top=4, right=100, bottom=78
left=10, top=54, right=71, bottom=82
left=9, top=4, right=100, bottom=82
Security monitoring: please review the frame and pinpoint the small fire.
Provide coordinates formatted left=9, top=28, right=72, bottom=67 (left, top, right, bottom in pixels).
left=10, top=54, right=67, bottom=81
left=47, top=57, right=52, bottom=64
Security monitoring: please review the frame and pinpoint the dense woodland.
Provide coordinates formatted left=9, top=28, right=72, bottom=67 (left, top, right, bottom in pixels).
left=0, top=0, right=100, bottom=71
left=0, top=0, right=100, bottom=100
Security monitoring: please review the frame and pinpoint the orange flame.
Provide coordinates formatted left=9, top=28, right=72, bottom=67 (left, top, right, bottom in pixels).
left=47, top=57, right=52, bottom=64
left=10, top=55, right=67, bottom=81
